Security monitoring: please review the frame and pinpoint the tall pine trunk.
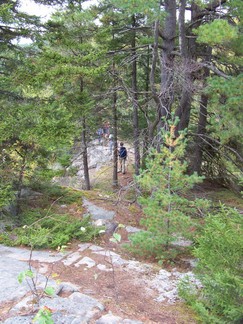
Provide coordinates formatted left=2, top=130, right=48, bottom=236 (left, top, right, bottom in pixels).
left=192, top=92, right=208, bottom=174
left=131, top=14, right=140, bottom=175
left=149, top=0, right=177, bottom=149
left=81, top=116, right=91, bottom=190
left=80, top=78, right=90, bottom=190
left=157, top=0, right=177, bottom=131
left=111, top=28, right=118, bottom=187
left=175, top=0, right=191, bottom=133
left=191, top=61, right=211, bottom=174
left=15, top=148, right=27, bottom=217
left=112, top=89, right=118, bottom=187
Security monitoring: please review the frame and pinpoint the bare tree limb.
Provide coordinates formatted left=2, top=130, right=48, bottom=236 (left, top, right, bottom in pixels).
left=199, top=62, right=230, bottom=79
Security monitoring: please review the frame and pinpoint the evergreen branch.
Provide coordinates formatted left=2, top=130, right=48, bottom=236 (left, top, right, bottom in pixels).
left=191, top=133, right=243, bottom=164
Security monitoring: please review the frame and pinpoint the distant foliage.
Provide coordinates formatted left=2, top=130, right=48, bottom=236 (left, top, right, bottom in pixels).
left=202, top=74, right=243, bottom=188
left=179, top=205, right=243, bottom=323
left=194, top=20, right=237, bottom=46
left=110, top=0, right=159, bottom=15
left=0, top=183, right=14, bottom=209
left=206, top=74, right=243, bottom=144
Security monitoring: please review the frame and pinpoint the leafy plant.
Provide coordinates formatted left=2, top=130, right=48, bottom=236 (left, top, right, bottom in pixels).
left=18, top=249, right=56, bottom=324
left=110, top=233, right=121, bottom=244
left=18, top=269, right=34, bottom=284
left=18, top=263, right=56, bottom=305
left=179, top=205, right=243, bottom=323
left=33, top=307, right=54, bottom=324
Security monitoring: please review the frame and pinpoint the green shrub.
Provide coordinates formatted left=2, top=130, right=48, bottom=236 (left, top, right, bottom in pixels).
left=40, top=184, right=68, bottom=199
left=0, top=183, right=14, bottom=209
left=179, top=205, right=243, bottom=323
left=28, top=182, right=83, bottom=204
left=58, top=190, right=83, bottom=205
left=2, top=214, right=101, bottom=249
left=19, top=209, right=43, bottom=226
left=0, top=232, right=13, bottom=246
left=57, top=152, right=72, bottom=168
left=128, top=127, right=208, bottom=261
left=14, top=226, right=51, bottom=248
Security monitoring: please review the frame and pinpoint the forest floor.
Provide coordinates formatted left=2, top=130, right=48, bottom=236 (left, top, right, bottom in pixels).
left=33, top=162, right=241, bottom=323
left=56, top=157, right=242, bottom=323
left=1, top=144, right=242, bottom=323
left=54, top=169, right=196, bottom=323
left=46, top=167, right=200, bottom=323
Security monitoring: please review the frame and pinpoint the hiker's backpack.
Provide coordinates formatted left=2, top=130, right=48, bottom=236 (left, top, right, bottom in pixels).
left=119, top=147, right=127, bottom=159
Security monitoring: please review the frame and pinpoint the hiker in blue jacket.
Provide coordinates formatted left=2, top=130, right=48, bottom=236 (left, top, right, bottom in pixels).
left=118, top=142, right=127, bottom=174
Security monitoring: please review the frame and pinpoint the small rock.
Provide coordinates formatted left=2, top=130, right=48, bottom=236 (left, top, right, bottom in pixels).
left=96, top=313, right=143, bottom=324
left=93, top=219, right=107, bottom=227
left=82, top=289, right=95, bottom=295
left=96, top=313, right=123, bottom=324
left=69, top=292, right=104, bottom=311
left=3, top=316, right=33, bottom=323
left=9, top=295, right=37, bottom=314
left=62, top=252, right=81, bottom=266
left=97, top=264, right=112, bottom=272
left=89, top=245, right=104, bottom=252
left=125, top=226, right=141, bottom=233
left=56, top=282, right=80, bottom=295
left=75, top=256, right=96, bottom=268
left=83, top=199, right=115, bottom=221
left=172, top=237, right=193, bottom=247
left=38, top=264, right=48, bottom=274
left=158, top=269, right=172, bottom=279
left=78, top=243, right=91, bottom=252
left=105, top=222, right=118, bottom=235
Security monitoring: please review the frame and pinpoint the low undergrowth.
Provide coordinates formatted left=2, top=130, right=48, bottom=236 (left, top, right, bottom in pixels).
left=179, top=205, right=243, bottom=324
left=1, top=213, right=101, bottom=249
left=0, top=183, right=102, bottom=249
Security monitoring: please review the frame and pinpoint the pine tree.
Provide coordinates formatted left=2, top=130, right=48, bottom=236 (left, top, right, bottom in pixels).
left=129, top=123, right=209, bottom=261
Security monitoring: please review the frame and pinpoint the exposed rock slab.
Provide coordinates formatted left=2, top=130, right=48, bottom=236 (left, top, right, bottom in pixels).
left=83, top=198, right=115, bottom=221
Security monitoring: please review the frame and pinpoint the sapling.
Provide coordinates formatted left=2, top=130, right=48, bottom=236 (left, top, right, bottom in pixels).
left=17, top=248, right=59, bottom=323
left=129, top=123, right=208, bottom=261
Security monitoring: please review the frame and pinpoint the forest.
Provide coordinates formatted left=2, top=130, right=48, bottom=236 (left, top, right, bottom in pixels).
left=0, top=0, right=242, bottom=323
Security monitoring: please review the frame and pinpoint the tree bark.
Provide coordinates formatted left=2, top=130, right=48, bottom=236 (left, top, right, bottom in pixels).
left=80, top=78, right=90, bottom=190
left=15, top=148, right=27, bottom=217
left=149, top=1, right=177, bottom=148
left=131, top=14, right=140, bottom=175
left=149, top=19, right=163, bottom=138
left=111, top=26, right=118, bottom=187
left=142, top=45, right=151, bottom=167
left=191, top=59, right=211, bottom=174
left=81, top=116, right=91, bottom=190
left=112, top=89, right=118, bottom=187
left=192, top=92, right=208, bottom=175
left=189, top=2, right=213, bottom=173
left=178, top=0, right=187, bottom=58
left=157, top=0, right=177, bottom=130
left=175, top=0, right=192, bottom=134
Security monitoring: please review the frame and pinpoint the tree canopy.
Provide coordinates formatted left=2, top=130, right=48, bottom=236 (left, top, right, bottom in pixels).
left=1, top=0, right=242, bottom=203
